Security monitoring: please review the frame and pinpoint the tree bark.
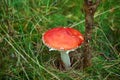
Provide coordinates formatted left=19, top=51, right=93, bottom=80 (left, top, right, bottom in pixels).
left=83, top=0, right=101, bottom=68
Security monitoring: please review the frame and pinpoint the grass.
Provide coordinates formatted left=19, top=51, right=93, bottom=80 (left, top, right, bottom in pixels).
left=0, top=0, right=120, bottom=80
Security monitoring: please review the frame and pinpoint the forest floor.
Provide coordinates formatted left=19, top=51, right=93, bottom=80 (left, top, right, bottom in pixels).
left=0, top=0, right=120, bottom=80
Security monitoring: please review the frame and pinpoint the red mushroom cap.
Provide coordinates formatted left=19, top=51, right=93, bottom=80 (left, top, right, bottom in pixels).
left=42, top=27, right=84, bottom=51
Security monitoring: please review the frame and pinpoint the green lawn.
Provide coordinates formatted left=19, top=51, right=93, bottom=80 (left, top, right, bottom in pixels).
left=0, top=0, right=120, bottom=80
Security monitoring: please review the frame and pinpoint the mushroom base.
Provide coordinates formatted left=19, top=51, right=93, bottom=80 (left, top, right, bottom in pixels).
left=60, top=51, right=71, bottom=70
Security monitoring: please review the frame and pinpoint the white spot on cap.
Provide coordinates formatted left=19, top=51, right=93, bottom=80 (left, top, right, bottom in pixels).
left=79, top=36, right=84, bottom=40
left=60, top=47, right=64, bottom=50
left=49, top=48, right=55, bottom=51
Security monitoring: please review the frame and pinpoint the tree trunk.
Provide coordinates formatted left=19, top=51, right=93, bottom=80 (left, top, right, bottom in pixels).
left=83, top=0, right=101, bottom=68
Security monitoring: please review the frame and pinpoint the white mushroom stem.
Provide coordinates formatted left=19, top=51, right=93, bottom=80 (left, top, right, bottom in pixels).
left=60, top=51, right=71, bottom=69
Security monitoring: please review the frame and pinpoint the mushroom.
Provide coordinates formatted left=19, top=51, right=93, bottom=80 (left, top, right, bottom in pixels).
left=42, top=27, right=84, bottom=70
